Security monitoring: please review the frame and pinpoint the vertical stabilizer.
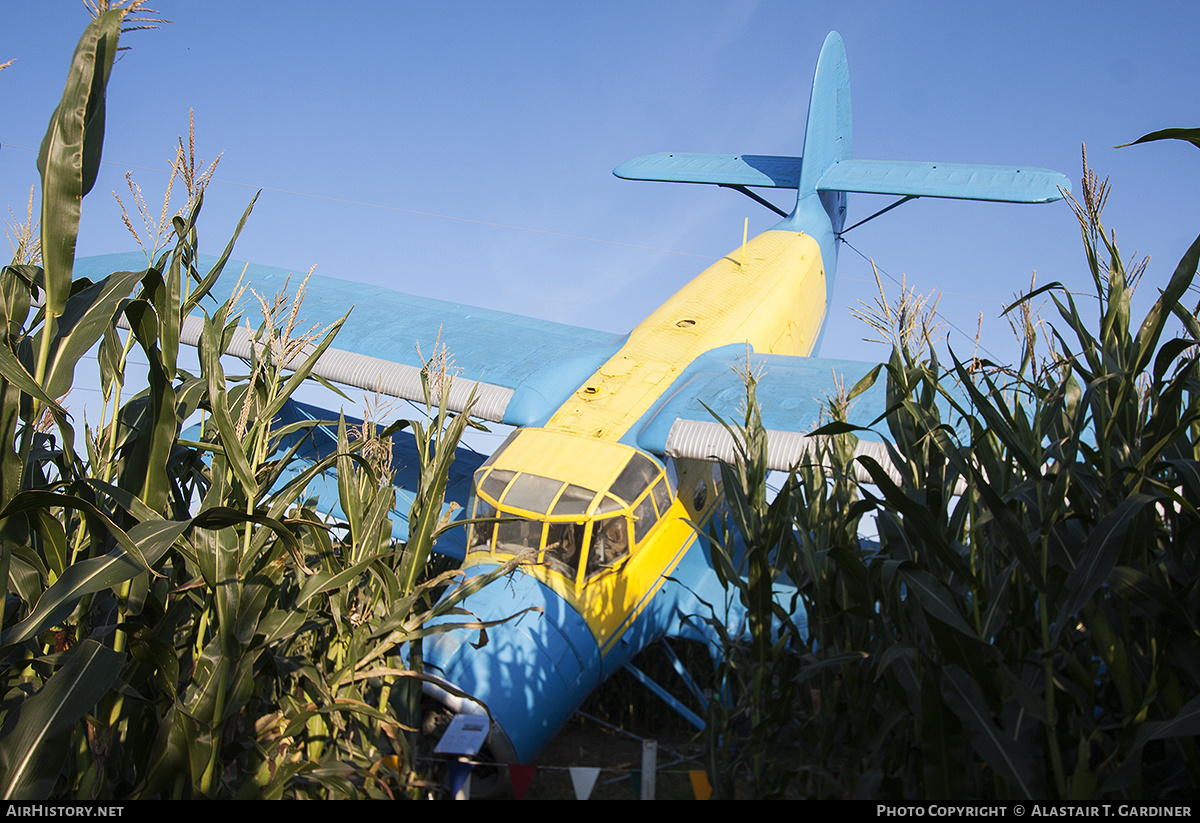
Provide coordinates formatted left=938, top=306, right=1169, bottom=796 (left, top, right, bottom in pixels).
left=776, top=31, right=852, bottom=339
left=779, top=32, right=850, bottom=247
left=795, top=32, right=852, bottom=204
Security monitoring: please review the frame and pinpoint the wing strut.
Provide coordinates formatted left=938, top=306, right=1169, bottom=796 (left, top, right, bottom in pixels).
left=717, top=184, right=789, bottom=218
left=838, top=194, right=919, bottom=234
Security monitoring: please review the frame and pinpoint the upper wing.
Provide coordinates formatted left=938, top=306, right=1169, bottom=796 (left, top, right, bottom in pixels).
left=77, top=252, right=626, bottom=426
left=81, top=253, right=943, bottom=485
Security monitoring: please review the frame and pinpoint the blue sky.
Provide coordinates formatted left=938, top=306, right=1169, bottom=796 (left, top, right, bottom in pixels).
left=2, top=1, right=1198, bottom=432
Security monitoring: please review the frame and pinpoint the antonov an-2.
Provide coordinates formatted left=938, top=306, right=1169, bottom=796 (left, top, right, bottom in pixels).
left=82, top=31, right=1069, bottom=766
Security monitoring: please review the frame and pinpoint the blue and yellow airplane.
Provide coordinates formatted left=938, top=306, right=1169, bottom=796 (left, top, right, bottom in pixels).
left=81, top=31, right=1069, bottom=766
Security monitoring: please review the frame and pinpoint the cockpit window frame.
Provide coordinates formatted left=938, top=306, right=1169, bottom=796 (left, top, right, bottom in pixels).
left=466, top=432, right=673, bottom=587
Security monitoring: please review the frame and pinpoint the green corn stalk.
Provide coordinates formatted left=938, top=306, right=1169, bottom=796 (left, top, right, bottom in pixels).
left=1, top=9, right=528, bottom=800
left=698, top=142, right=1200, bottom=800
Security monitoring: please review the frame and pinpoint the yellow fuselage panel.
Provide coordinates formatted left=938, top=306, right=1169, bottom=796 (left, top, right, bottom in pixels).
left=577, top=498, right=702, bottom=653
left=546, top=230, right=826, bottom=440
left=483, top=428, right=634, bottom=498
left=479, top=494, right=712, bottom=651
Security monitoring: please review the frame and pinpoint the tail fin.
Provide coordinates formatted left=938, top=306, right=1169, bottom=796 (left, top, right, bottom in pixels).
left=776, top=31, right=852, bottom=285
left=793, top=32, right=852, bottom=218
left=613, top=29, right=1068, bottom=213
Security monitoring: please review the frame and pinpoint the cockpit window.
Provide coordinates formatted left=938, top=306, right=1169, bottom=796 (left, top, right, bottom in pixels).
left=479, top=469, right=515, bottom=505
left=632, top=492, right=658, bottom=543
left=544, top=521, right=586, bottom=577
left=468, top=498, right=497, bottom=552
left=587, top=516, right=629, bottom=576
left=594, top=493, right=623, bottom=517
left=468, top=430, right=673, bottom=585
left=501, top=473, right=563, bottom=513
left=651, top=479, right=671, bottom=520
left=610, top=453, right=660, bottom=506
left=552, top=484, right=596, bottom=516
left=495, top=517, right=541, bottom=555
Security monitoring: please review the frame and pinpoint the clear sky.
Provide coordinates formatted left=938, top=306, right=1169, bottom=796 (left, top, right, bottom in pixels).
left=2, top=1, right=1198, bottom=435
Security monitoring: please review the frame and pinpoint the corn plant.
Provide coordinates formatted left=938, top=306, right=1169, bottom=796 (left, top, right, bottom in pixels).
left=698, top=367, right=875, bottom=799
left=698, top=370, right=805, bottom=799
left=0, top=11, right=152, bottom=797
left=0, top=9, right=506, bottom=799
left=707, top=149, right=1200, bottom=799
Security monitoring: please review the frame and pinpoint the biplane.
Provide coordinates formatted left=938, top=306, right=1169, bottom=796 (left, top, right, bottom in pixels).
left=80, top=31, right=1069, bottom=767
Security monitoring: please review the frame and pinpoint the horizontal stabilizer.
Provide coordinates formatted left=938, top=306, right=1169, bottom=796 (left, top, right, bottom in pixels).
left=614, top=155, right=1069, bottom=205
left=817, top=159, right=1069, bottom=203
left=614, top=152, right=803, bottom=189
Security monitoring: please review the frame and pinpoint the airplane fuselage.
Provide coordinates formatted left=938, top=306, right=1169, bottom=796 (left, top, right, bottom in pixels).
left=425, top=228, right=826, bottom=762
left=462, top=227, right=825, bottom=647
left=545, top=229, right=827, bottom=441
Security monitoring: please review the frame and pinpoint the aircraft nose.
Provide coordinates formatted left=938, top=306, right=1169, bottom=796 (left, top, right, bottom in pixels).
left=422, top=564, right=602, bottom=763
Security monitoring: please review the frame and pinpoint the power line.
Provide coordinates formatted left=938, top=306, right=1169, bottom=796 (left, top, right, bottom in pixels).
left=839, top=236, right=1001, bottom=361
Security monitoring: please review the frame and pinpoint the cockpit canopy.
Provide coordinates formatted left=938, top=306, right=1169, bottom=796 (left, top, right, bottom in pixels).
left=467, top=428, right=673, bottom=585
